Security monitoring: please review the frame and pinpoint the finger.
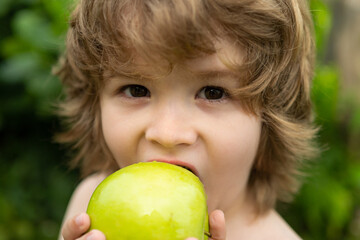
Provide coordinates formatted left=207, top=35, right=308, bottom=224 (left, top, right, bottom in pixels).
left=185, top=238, right=198, bottom=240
left=209, top=210, right=226, bottom=240
left=62, top=213, right=90, bottom=240
left=77, top=229, right=106, bottom=240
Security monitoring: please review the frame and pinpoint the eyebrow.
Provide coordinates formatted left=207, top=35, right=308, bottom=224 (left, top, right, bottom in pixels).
left=108, top=69, right=241, bottom=84
left=193, top=70, right=240, bottom=81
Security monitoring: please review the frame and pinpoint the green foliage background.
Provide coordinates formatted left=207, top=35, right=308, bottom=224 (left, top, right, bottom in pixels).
left=0, top=0, right=359, bottom=239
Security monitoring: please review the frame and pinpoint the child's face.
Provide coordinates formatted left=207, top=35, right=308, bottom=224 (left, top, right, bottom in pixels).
left=100, top=40, right=262, bottom=212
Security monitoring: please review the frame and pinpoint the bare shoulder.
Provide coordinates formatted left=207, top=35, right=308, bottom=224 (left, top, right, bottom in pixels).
left=256, top=210, right=301, bottom=240
left=61, top=172, right=109, bottom=222
left=231, top=209, right=301, bottom=240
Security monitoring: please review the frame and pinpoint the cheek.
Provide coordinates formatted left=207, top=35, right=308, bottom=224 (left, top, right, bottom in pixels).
left=101, top=105, right=140, bottom=168
left=204, top=115, right=261, bottom=190
left=101, top=112, right=122, bottom=160
left=213, top=115, right=261, bottom=166
left=210, top=133, right=258, bottom=182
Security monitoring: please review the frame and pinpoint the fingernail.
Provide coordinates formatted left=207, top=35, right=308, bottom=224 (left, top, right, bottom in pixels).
left=86, top=233, right=93, bottom=240
left=212, top=209, right=225, bottom=222
left=75, top=213, right=84, bottom=226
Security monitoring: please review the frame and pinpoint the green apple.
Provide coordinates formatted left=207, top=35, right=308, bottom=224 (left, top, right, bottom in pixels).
left=87, top=161, right=209, bottom=240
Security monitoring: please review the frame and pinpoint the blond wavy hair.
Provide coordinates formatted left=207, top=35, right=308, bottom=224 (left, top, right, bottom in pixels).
left=54, top=0, right=318, bottom=214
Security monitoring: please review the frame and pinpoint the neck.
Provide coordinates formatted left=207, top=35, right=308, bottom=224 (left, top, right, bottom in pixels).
left=223, top=191, right=257, bottom=222
left=219, top=191, right=271, bottom=239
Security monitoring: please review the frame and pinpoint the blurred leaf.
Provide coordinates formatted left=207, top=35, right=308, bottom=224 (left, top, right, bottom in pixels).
left=310, top=0, right=332, bottom=57
left=348, top=162, right=360, bottom=189
left=0, top=0, right=12, bottom=17
left=0, top=52, right=42, bottom=83
left=326, top=182, right=353, bottom=236
left=14, top=220, right=35, bottom=239
left=0, top=194, right=15, bottom=222
left=25, top=73, right=62, bottom=116
left=299, top=174, right=353, bottom=239
left=42, top=0, right=73, bottom=35
left=13, top=9, right=60, bottom=52
left=350, top=106, right=360, bottom=135
left=17, top=0, right=40, bottom=4
left=0, top=226, right=10, bottom=240
left=312, top=65, right=339, bottom=125
left=1, top=37, right=31, bottom=58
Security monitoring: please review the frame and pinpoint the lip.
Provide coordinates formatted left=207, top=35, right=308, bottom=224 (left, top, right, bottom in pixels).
left=147, top=159, right=200, bottom=178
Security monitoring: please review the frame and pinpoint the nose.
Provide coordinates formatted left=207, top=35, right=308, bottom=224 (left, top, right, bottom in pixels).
left=145, top=104, right=198, bottom=148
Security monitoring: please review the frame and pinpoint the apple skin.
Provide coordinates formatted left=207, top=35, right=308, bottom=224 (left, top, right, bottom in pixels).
left=87, top=161, right=209, bottom=240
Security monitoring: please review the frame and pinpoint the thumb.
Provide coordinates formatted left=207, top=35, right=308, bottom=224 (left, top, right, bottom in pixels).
left=209, top=210, right=226, bottom=240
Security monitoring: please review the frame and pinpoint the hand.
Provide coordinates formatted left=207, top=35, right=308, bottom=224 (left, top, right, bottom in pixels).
left=61, top=213, right=106, bottom=240
left=61, top=211, right=225, bottom=240
left=186, top=209, right=226, bottom=240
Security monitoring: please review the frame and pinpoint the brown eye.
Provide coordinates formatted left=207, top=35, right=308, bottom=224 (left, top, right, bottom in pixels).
left=122, top=85, right=150, bottom=97
left=198, top=86, right=226, bottom=100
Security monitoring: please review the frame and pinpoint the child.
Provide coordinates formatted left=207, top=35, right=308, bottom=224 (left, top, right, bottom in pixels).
left=55, top=0, right=318, bottom=239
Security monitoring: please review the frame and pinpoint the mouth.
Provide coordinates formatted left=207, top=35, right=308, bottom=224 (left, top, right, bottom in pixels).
left=180, top=165, right=194, bottom=173
left=147, top=159, right=199, bottom=178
